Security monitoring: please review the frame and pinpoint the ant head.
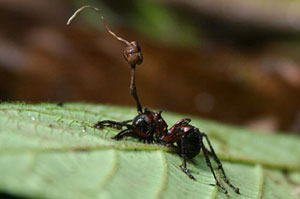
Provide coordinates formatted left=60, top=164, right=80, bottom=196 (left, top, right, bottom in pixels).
left=123, top=41, right=143, bottom=66
left=132, top=109, right=156, bottom=137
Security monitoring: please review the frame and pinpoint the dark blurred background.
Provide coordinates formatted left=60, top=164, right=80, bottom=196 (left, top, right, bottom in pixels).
left=1, top=0, right=300, bottom=134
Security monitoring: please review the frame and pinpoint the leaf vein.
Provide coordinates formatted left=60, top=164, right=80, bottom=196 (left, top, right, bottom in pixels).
left=94, top=149, right=119, bottom=195
left=156, top=151, right=169, bottom=199
left=256, top=165, right=265, bottom=199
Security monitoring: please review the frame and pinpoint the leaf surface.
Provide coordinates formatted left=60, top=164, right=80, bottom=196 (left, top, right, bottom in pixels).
left=0, top=103, right=299, bottom=199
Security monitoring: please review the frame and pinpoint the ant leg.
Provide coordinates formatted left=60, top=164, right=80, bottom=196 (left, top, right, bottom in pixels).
left=202, top=133, right=240, bottom=194
left=94, top=120, right=132, bottom=130
left=168, top=118, right=191, bottom=135
left=130, top=65, right=143, bottom=114
left=138, top=137, right=152, bottom=144
left=112, top=129, right=134, bottom=140
left=94, top=120, right=151, bottom=141
left=162, top=119, right=191, bottom=142
left=180, top=157, right=196, bottom=180
left=179, top=134, right=196, bottom=180
left=200, top=136, right=229, bottom=195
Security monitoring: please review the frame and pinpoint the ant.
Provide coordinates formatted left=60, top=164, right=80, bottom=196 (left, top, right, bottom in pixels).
left=68, top=6, right=240, bottom=195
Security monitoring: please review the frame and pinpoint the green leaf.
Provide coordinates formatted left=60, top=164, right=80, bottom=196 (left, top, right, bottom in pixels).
left=0, top=103, right=299, bottom=199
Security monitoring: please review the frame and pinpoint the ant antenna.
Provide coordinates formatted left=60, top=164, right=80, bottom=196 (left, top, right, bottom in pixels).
left=67, top=5, right=144, bottom=114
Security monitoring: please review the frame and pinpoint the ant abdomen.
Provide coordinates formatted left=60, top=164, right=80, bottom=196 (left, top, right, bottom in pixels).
left=177, top=126, right=201, bottom=159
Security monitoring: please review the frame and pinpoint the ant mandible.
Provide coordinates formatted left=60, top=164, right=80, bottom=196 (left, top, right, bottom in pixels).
left=68, top=6, right=240, bottom=195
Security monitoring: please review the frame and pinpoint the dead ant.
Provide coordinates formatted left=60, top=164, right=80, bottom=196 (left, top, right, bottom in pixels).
left=68, top=6, right=240, bottom=195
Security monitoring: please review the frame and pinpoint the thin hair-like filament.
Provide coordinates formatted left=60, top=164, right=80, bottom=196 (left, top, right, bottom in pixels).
left=67, top=5, right=131, bottom=46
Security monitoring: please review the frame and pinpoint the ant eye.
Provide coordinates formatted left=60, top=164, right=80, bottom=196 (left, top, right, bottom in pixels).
left=123, top=41, right=143, bottom=65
